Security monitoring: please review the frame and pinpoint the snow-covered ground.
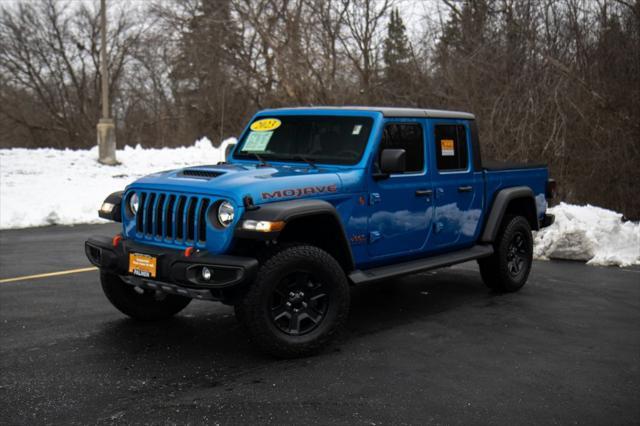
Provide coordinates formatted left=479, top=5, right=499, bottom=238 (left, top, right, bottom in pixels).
left=1, top=141, right=638, bottom=267
left=0, top=138, right=234, bottom=229
left=534, top=203, right=640, bottom=267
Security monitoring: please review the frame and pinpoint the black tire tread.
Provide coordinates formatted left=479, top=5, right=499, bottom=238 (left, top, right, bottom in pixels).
left=238, top=244, right=350, bottom=358
left=478, top=215, right=533, bottom=292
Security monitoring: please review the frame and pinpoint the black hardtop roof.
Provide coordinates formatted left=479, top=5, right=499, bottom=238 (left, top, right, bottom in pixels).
left=263, top=106, right=475, bottom=120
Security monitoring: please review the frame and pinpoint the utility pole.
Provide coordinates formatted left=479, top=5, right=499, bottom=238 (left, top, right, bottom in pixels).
left=97, top=0, right=117, bottom=165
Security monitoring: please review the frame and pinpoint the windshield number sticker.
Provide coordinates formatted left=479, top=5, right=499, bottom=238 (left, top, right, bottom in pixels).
left=441, top=139, right=455, bottom=156
left=250, top=118, right=281, bottom=132
left=243, top=131, right=273, bottom=152
left=352, top=124, right=362, bottom=135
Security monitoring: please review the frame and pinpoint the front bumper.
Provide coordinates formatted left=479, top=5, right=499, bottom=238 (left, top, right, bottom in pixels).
left=85, top=236, right=258, bottom=295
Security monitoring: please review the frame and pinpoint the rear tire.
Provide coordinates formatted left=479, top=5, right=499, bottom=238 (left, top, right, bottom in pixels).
left=236, top=244, right=350, bottom=358
left=478, top=215, right=533, bottom=292
left=100, top=271, right=191, bottom=320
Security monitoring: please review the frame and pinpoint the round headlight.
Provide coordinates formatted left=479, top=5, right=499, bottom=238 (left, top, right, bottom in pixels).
left=129, top=193, right=139, bottom=215
left=217, top=201, right=235, bottom=227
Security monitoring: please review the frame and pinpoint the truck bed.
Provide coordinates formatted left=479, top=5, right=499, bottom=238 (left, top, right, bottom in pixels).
left=482, top=162, right=549, bottom=220
left=482, top=159, right=547, bottom=171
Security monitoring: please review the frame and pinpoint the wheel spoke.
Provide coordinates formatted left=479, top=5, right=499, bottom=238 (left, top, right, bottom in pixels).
left=288, top=312, right=302, bottom=333
left=307, top=282, right=325, bottom=297
left=273, top=309, right=289, bottom=322
left=306, top=307, right=323, bottom=324
left=310, top=292, right=327, bottom=302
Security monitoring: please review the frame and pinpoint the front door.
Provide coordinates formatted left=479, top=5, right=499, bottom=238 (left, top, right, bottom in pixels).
left=368, top=119, right=434, bottom=259
left=429, top=120, right=483, bottom=249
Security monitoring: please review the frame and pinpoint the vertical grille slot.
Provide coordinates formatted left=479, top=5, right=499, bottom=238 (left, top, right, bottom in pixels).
left=155, top=194, right=166, bottom=237
left=186, top=197, right=197, bottom=242
left=175, top=196, right=186, bottom=241
left=145, top=193, right=156, bottom=235
left=136, top=192, right=146, bottom=233
left=198, top=199, right=210, bottom=242
left=164, top=195, right=176, bottom=239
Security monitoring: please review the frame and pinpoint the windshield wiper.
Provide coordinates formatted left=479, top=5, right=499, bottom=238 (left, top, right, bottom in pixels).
left=292, top=154, right=318, bottom=169
left=243, top=152, right=270, bottom=167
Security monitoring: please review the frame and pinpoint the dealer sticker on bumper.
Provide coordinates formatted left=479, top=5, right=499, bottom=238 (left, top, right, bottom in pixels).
left=129, top=253, right=157, bottom=278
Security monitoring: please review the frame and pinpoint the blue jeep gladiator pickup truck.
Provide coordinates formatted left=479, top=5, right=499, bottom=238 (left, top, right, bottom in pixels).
left=86, top=107, right=555, bottom=357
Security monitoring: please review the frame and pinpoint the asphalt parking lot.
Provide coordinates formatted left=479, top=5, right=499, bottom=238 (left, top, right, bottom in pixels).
left=1, top=224, right=639, bottom=425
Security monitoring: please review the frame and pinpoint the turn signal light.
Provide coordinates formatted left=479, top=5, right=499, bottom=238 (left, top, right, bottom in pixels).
left=112, top=234, right=122, bottom=247
left=241, top=220, right=285, bottom=232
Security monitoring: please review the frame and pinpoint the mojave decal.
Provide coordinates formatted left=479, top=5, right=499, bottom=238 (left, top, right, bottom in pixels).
left=261, top=184, right=338, bottom=200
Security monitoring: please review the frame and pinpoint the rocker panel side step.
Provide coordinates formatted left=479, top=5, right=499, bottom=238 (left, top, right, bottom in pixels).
left=348, top=245, right=494, bottom=285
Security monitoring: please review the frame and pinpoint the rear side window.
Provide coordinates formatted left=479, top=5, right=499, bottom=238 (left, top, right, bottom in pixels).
left=434, top=124, right=468, bottom=171
left=379, top=123, right=424, bottom=173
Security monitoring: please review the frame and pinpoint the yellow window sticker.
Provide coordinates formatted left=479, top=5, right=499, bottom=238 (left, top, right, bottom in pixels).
left=250, top=118, right=281, bottom=132
left=441, top=139, right=455, bottom=156
left=243, top=131, right=273, bottom=152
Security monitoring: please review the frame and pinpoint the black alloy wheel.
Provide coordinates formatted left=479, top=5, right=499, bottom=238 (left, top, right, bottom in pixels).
left=269, top=270, right=329, bottom=336
left=236, top=244, right=350, bottom=358
left=506, top=231, right=527, bottom=277
left=478, top=215, right=533, bottom=292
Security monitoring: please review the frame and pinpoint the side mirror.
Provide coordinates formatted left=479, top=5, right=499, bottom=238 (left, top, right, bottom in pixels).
left=380, top=148, right=406, bottom=174
left=225, top=143, right=236, bottom=162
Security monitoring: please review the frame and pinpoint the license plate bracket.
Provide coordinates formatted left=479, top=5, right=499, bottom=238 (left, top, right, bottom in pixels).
left=129, top=253, right=157, bottom=278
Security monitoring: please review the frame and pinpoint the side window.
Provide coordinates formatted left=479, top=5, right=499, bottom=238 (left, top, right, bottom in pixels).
left=434, top=124, right=468, bottom=171
left=379, top=123, right=424, bottom=173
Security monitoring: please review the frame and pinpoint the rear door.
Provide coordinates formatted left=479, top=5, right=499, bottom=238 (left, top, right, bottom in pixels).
left=367, top=119, right=434, bottom=259
left=429, top=120, right=483, bottom=249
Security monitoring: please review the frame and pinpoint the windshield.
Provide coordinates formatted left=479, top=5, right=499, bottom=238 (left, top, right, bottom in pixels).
left=233, top=115, right=374, bottom=165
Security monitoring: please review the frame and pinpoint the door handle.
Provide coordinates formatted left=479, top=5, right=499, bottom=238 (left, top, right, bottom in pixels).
left=415, top=189, right=433, bottom=197
left=457, top=186, right=473, bottom=193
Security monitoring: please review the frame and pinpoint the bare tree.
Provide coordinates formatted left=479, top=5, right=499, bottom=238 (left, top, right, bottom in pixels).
left=338, top=0, right=391, bottom=103
left=0, top=0, right=637, bottom=217
left=0, top=0, right=143, bottom=148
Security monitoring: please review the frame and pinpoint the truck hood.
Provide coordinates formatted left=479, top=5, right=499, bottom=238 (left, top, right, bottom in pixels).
left=128, top=163, right=360, bottom=205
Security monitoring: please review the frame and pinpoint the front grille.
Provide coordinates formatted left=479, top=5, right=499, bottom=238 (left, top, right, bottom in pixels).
left=134, top=191, right=211, bottom=246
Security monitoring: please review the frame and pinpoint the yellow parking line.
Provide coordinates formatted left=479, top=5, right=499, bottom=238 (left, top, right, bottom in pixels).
left=0, top=267, right=98, bottom=284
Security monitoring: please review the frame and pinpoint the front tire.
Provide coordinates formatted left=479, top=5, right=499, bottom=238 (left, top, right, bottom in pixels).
left=237, top=244, right=350, bottom=358
left=478, top=215, right=533, bottom=292
left=100, top=271, right=191, bottom=320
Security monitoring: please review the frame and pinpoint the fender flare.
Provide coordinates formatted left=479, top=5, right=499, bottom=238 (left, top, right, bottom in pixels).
left=234, top=199, right=354, bottom=269
left=480, top=187, right=537, bottom=243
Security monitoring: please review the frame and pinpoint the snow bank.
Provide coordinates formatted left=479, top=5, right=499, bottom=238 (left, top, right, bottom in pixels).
left=534, top=202, right=640, bottom=267
left=0, top=138, right=235, bottom=229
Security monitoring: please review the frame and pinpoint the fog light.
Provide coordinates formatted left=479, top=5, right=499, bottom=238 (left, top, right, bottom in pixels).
left=201, top=267, right=212, bottom=281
